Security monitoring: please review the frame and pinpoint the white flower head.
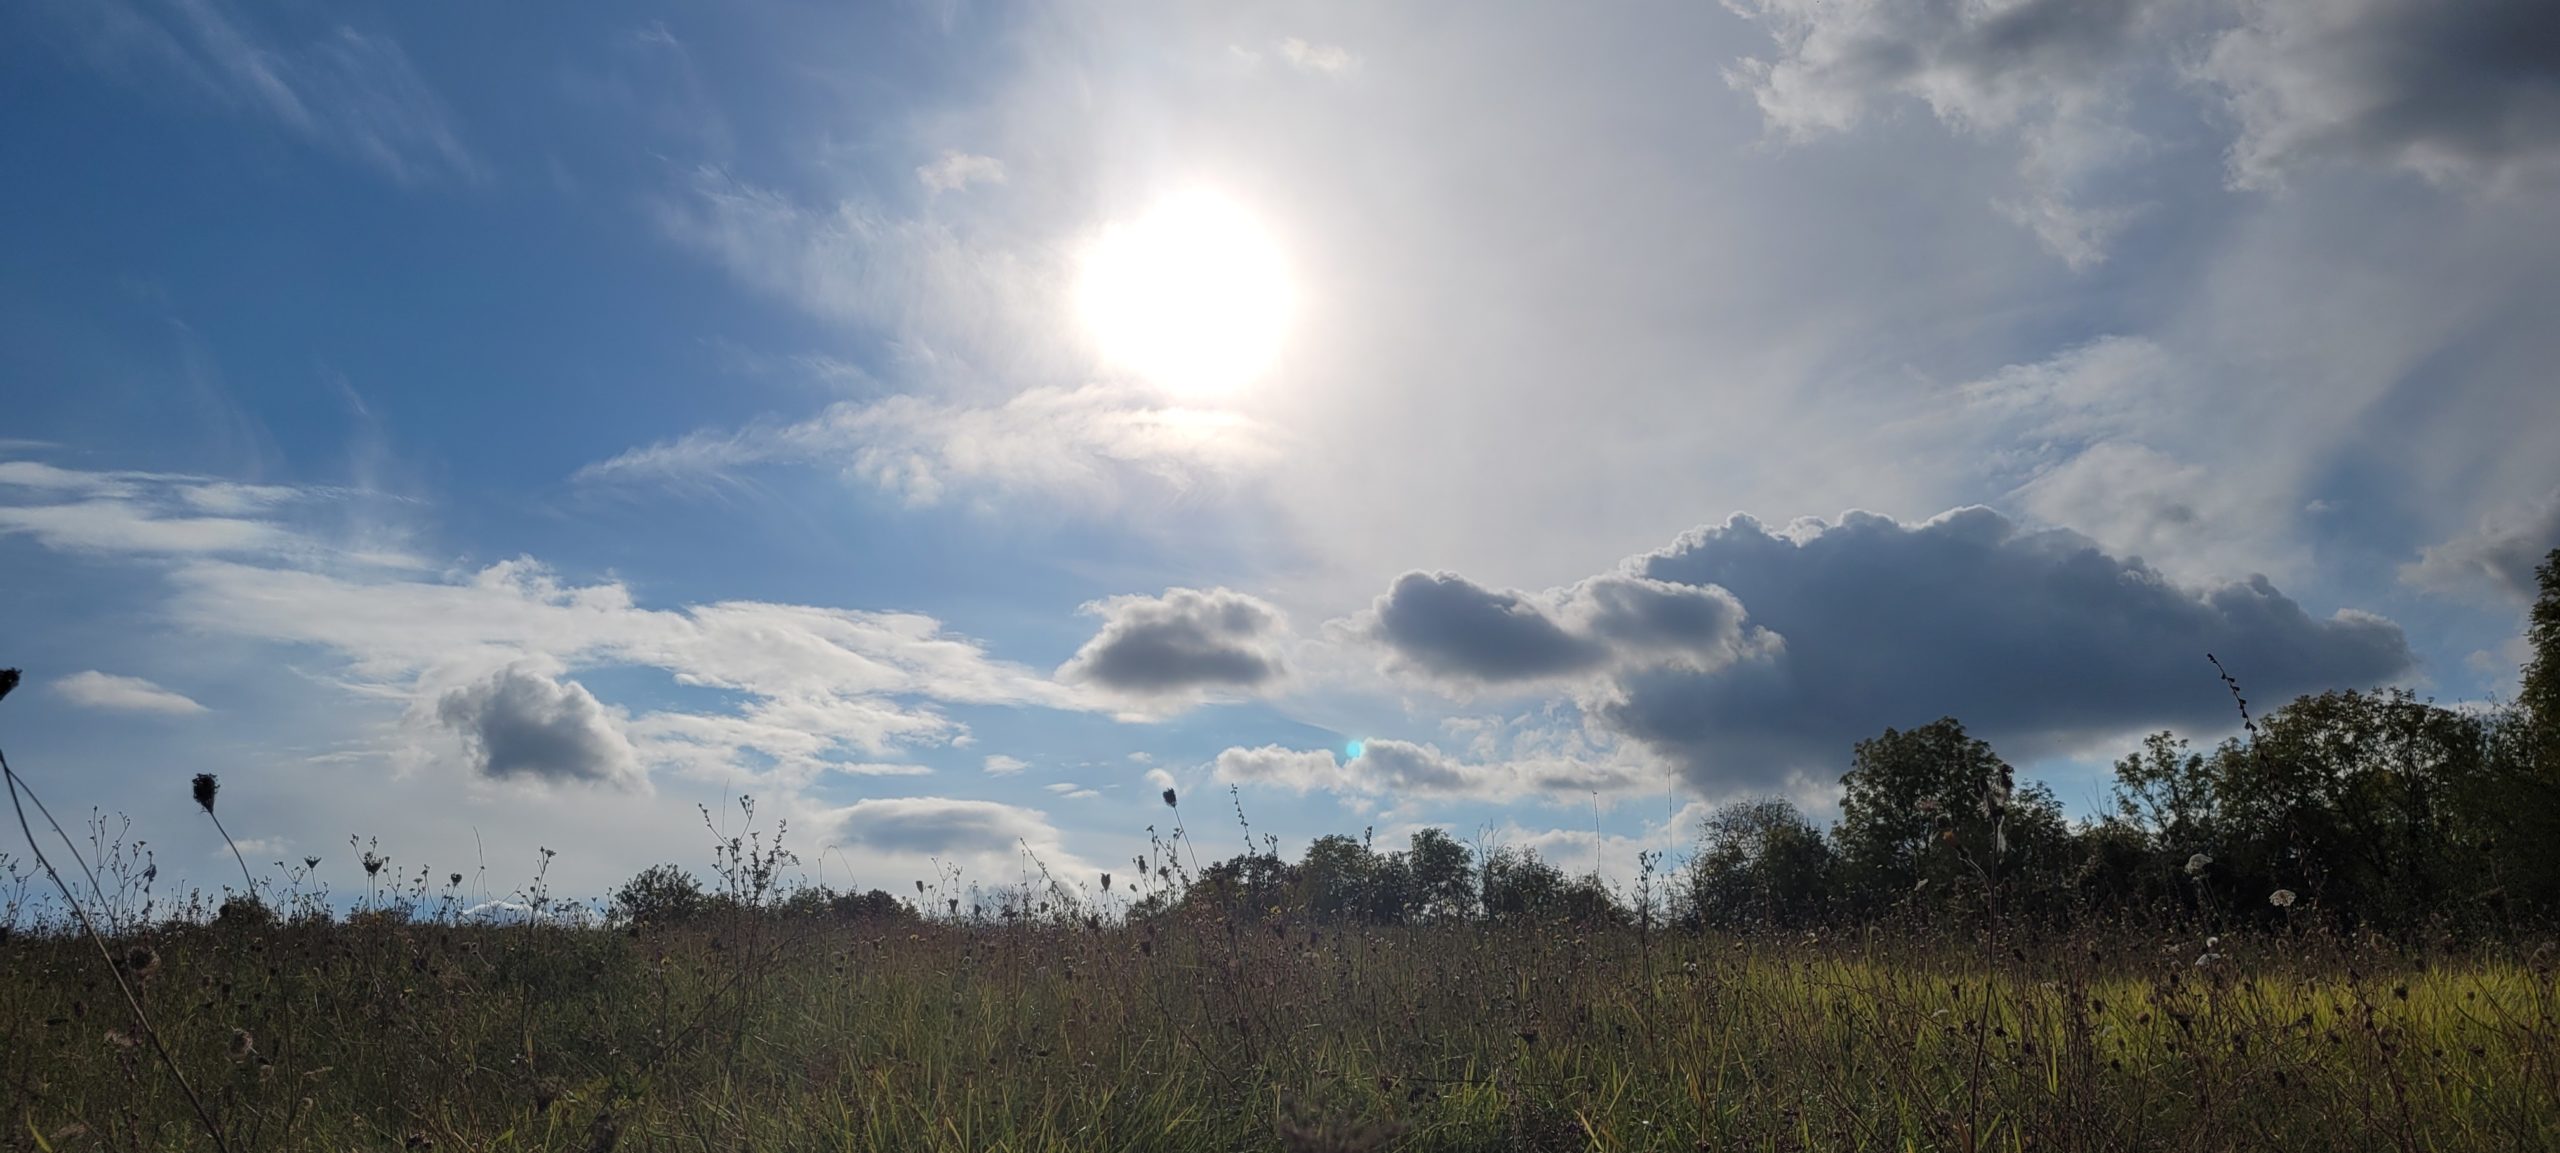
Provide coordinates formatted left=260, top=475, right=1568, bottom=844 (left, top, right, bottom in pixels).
left=2269, top=889, right=2297, bottom=908
left=2184, top=853, right=2212, bottom=877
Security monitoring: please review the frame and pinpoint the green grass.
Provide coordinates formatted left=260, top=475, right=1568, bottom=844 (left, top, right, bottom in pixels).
left=5, top=910, right=2555, bottom=1152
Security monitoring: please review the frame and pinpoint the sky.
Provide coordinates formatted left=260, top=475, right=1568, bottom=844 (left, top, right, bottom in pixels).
left=3, top=0, right=2556, bottom=909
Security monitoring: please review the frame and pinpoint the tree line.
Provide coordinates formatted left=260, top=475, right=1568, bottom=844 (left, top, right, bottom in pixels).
left=615, top=549, right=2560, bottom=936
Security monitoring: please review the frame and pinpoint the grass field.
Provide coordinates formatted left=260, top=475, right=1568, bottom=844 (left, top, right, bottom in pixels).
left=6, top=901, right=2556, bottom=1152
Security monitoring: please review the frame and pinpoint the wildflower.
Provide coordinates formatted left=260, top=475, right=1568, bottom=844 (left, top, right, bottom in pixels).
left=363, top=852, right=385, bottom=878
left=1101, top=872, right=1113, bottom=892
left=104, top=1028, right=139, bottom=1051
left=2185, top=853, right=2212, bottom=877
left=228, top=1028, right=256, bottom=1060
left=121, top=945, right=162, bottom=979
left=192, top=773, right=220, bottom=815
left=449, top=873, right=462, bottom=887
left=915, top=879, right=926, bottom=894
left=2269, top=889, right=2297, bottom=908
left=304, top=856, right=321, bottom=871
left=1162, top=787, right=1179, bottom=808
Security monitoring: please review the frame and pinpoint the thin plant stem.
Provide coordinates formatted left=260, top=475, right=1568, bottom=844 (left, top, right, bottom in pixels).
left=3, top=748, right=232, bottom=1153
left=208, top=807, right=259, bottom=900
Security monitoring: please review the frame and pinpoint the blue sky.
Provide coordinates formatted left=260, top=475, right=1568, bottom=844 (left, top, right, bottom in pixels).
left=4, top=0, right=2556, bottom=905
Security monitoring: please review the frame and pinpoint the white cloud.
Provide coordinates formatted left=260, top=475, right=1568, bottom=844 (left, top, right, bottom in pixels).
left=1722, top=0, right=2177, bottom=266
left=1278, top=38, right=1356, bottom=74
left=983, top=754, right=1028, bottom=775
left=130, top=552, right=1108, bottom=790
left=917, top=151, right=1007, bottom=194
left=0, top=459, right=418, bottom=564
left=2404, top=491, right=2560, bottom=603
left=54, top=670, right=208, bottom=715
left=576, top=384, right=1276, bottom=511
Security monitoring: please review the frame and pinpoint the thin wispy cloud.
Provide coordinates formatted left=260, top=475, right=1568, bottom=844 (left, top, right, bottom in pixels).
left=55, top=670, right=208, bottom=715
left=37, top=0, right=480, bottom=183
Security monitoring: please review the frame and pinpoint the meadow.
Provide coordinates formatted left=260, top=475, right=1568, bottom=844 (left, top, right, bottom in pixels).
left=5, top=865, right=2556, bottom=1152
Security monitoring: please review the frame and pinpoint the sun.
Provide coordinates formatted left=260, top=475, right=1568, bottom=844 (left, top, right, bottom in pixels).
left=1075, top=191, right=1292, bottom=397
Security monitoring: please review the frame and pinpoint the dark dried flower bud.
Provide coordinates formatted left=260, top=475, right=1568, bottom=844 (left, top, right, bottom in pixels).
left=0, top=668, right=19, bottom=703
left=1161, top=787, right=1179, bottom=808
left=192, top=773, right=220, bottom=815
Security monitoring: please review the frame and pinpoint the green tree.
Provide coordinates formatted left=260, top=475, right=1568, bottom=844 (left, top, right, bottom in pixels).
left=2525, top=548, right=2560, bottom=756
left=2216, top=689, right=2498, bottom=926
left=1684, top=798, right=1835, bottom=927
left=613, top=863, right=708, bottom=926
left=1838, top=719, right=2013, bottom=903
left=1403, top=827, right=1475, bottom=921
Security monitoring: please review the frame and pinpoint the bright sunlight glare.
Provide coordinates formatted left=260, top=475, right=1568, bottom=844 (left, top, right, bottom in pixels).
left=1075, top=191, right=1292, bottom=397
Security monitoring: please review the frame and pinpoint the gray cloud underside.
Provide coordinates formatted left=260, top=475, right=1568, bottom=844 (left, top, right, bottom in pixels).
left=1058, top=587, right=1286, bottom=695
left=1366, top=572, right=1765, bottom=686
left=436, top=667, right=645, bottom=789
left=1365, top=506, right=2412, bottom=795
left=826, top=796, right=1059, bottom=857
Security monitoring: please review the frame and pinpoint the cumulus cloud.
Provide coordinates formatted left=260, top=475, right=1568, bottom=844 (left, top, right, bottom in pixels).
left=983, top=754, right=1028, bottom=775
left=54, top=670, right=207, bottom=715
left=2404, top=491, right=2560, bottom=602
left=1361, top=571, right=1770, bottom=687
left=1353, top=506, right=2411, bottom=797
left=1591, top=507, right=2413, bottom=791
left=2199, top=0, right=2560, bottom=189
left=576, top=384, right=1274, bottom=511
left=916, top=151, right=1006, bottom=194
left=1057, top=587, right=1288, bottom=706
left=436, top=666, right=644, bottom=789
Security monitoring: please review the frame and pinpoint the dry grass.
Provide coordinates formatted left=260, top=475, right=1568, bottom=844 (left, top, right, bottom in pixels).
left=4, top=904, right=2555, bottom=1152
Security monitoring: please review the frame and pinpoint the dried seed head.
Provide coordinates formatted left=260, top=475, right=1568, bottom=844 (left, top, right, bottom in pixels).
left=122, top=945, right=162, bottom=979
left=228, top=1028, right=256, bottom=1060
left=192, top=773, right=220, bottom=815
left=0, top=668, right=18, bottom=703
left=1162, top=787, right=1179, bottom=808
left=2269, top=889, right=2297, bottom=908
